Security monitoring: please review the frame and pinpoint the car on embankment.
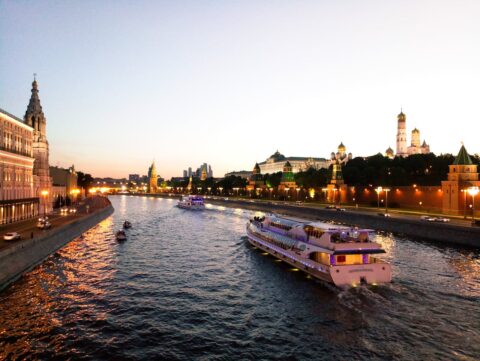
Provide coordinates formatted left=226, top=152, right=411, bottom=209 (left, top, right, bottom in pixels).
left=3, top=232, right=21, bottom=241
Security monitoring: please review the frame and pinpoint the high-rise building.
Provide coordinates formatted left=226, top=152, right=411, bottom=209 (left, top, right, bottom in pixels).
left=188, top=167, right=192, bottom=177
left=183, top=170, right=188, bottom=178
left=129, top=174, right=140, bottom=183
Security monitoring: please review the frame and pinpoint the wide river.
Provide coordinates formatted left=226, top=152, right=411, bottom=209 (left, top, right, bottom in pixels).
left=0, top=196, right=479, bottom=360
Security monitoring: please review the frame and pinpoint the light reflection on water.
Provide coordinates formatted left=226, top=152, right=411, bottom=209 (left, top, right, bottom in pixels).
left=0, top=195, right=478, bottom=360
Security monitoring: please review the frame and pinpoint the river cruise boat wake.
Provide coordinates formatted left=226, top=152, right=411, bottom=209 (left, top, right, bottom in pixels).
left=246, top=215, right=391, bottom=287
left=177, top=195, right=205, bottom=210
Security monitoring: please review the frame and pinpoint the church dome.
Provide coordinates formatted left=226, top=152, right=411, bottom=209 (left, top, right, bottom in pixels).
left=412, top=128, right=420, bottom=134
left=397, top=111, right=406, bottom=122
left=338, top=142, right=346, bottom=152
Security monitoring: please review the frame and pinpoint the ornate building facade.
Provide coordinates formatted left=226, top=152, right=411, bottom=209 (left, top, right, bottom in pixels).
left=394, top=110, right=430, bottom=157
left=258, top=150, right=329, bottom=174
left=0, top=109, right=37, bottom=224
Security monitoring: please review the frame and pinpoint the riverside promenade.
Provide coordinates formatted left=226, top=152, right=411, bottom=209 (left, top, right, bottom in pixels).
left=0, top=196, right=114, bottom=291
left=133, top=193, right=480, bottom=247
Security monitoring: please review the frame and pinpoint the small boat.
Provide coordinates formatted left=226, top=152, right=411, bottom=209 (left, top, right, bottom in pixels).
left=177, top=195, right=205, bottom=210
left=123, top=220, right=132, bottom=229
left=246, top=215, right=392, bottom=287
left=115, top=230, right=127, bottom=242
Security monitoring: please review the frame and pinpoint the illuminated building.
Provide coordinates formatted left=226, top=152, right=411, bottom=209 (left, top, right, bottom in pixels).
left=279, top=161, right=296, bottom=189
left=246, top=163, right=265, bottom=191
left=258, top=150, right=329, bottom=174
left=441, top=144, right=480, bottom=215
left=148, top=161, right=158, bottom=193
left=50, top=165, right=78, bottom=195
left=395, top=110, right=430, bottom=157
left=24, top=77, right=53, bottom=212
left=0, top=109, right=37, bottom=223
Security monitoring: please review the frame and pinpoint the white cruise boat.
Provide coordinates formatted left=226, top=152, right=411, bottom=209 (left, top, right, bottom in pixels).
left=177, top=195, right=205, bottom=210
left=246, top=215, right=392, bottom=287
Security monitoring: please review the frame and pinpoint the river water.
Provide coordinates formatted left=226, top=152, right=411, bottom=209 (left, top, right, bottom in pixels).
left=0, top=195, right=479, bottom=360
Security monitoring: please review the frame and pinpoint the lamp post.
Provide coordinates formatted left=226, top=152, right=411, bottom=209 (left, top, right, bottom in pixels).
left=40, top=190, right=49, bottom=219
left=468, top=186, right=479, bottom=224
left=375, top=186, right=383, bottom=209
left=70, top=188, right=80, bottom=207
left=463, top=189, right=467, bottom=219
left=384, top=188, right=391, bottom=214
left=285, top=187, right=290, bottom=201
left=296, top=187, right=301, bottom=201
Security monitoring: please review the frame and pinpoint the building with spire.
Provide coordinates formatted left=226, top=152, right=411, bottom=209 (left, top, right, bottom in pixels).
left=385, top=146, right=395, bottom=159
left=279, top=161, right=296, bottom=190
left=24, top=77, right=52, bottom=212
left=395, top=110, right=430, bottom=157
left=148, top=161, right=158, bottom=193
left=0, top=77, right=54, bottom=223
left=441, top=144, right=480, bottom=215
left=246, top=163, right=265, bottom=191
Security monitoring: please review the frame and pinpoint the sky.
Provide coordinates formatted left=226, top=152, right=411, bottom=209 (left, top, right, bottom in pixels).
left=1, top=0, right=479, bottom=178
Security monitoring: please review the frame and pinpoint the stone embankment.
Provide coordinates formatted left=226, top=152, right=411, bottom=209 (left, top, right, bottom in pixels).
left=209, top=198, right=480, bottom=248
left=131, top=193, right=480, bottom=247
left=0, top=202, right=114, bottom=291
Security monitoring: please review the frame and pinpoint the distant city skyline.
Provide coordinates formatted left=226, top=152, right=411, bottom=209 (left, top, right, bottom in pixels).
left=1, top=1, right=480, bottom=178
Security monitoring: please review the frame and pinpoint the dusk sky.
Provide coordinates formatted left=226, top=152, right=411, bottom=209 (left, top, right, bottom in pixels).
left=1, top=1, right=479, bottom=178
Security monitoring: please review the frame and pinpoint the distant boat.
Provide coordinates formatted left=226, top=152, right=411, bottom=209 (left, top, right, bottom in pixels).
left=123, top=220, right=132, bottom=229
left=177, top=195, right=205, bottom=210
left=115, top=230, right=127, bottom=242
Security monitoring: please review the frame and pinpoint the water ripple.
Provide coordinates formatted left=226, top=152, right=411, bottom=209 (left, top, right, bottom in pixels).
left=0, top=195, right=479, bottom=360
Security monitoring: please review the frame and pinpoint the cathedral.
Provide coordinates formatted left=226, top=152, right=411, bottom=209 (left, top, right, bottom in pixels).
left=390, top=110, right=430, bottom=158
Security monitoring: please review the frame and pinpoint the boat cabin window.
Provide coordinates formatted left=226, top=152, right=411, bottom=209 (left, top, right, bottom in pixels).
left=270, top=222, right=292, bottom=231
left=305, top=227, right=324, bottom=239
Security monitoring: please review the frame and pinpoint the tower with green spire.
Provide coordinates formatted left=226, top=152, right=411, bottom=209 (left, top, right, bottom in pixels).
left=246, top=163, right=264, bottom=190
left=442, top=144, right=480, bottom=215
left=280, top=161, right=296, bottom=188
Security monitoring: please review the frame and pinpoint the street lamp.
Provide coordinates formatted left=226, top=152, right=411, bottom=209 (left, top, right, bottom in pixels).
left=375, top=186, right=383, bottom=209
left=384, top=188, right=391, bottom=214
left=468, top=186, right=479, bottom=224
left=285, top=187, right=290, bottom=201
left=40, top=190, right=49, bottom=218
left=296, top=187, right=301, bottom=201
left=70, top=188, right=80, bottom=207
left=462, top=189, right=468, bottom=219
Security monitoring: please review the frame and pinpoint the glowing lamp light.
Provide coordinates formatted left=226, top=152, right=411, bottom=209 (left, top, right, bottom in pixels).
left=41, top=190, right=49, bottom=197
left=468, top=186, right=479, bottom=197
